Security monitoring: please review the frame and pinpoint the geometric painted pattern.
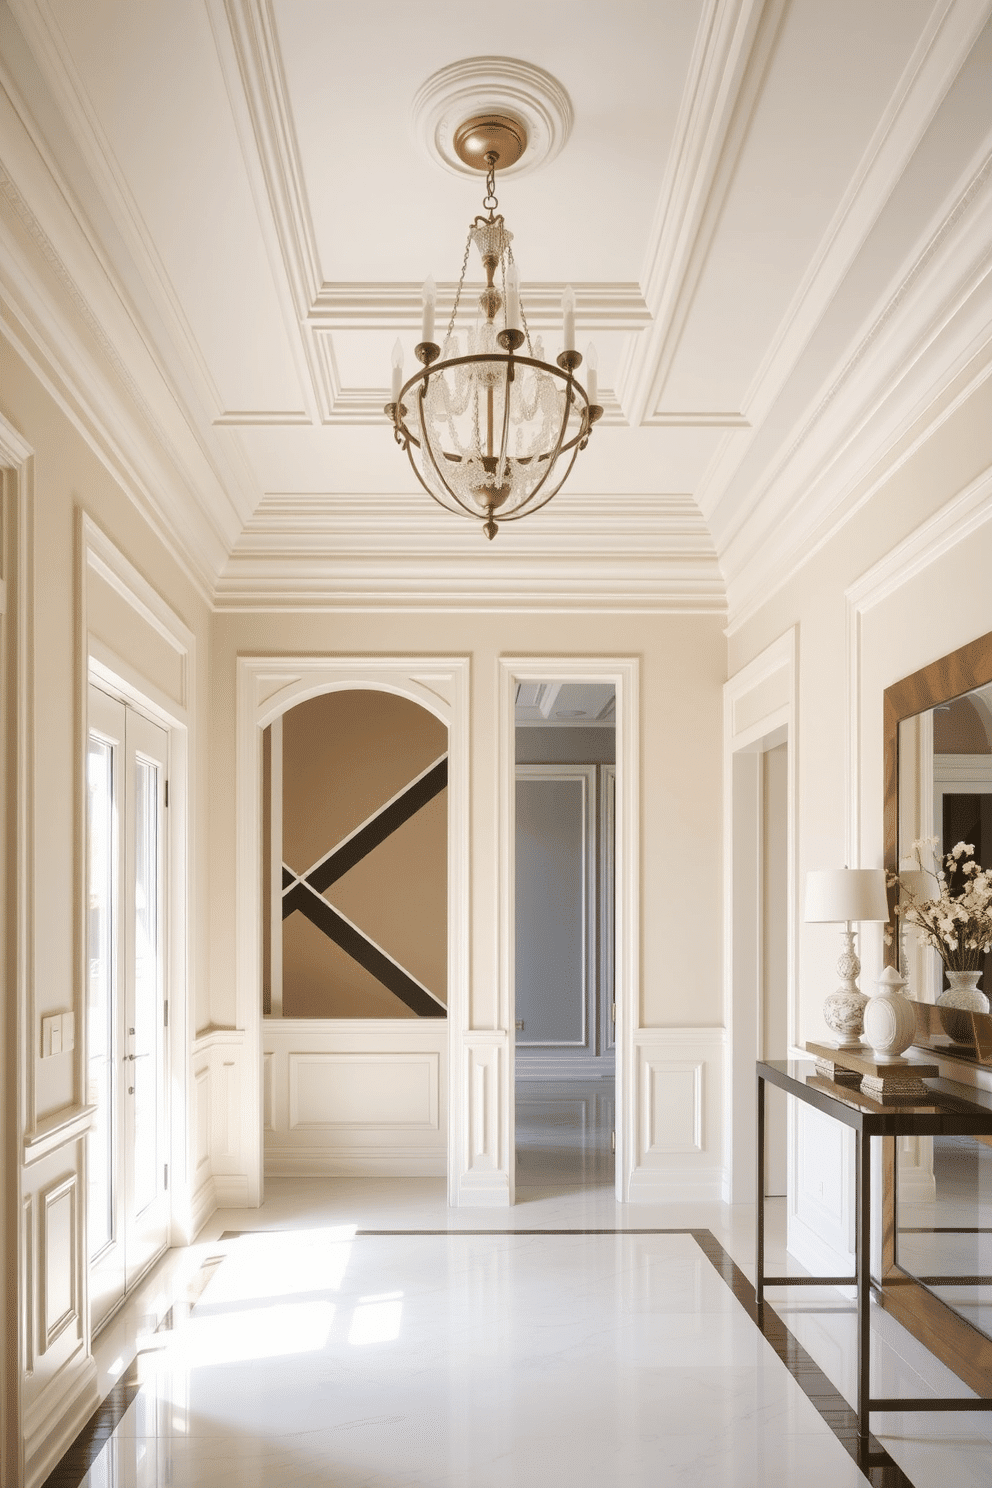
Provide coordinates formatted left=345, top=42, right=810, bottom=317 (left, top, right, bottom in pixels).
left=282, top=756, right=448, bottom=1017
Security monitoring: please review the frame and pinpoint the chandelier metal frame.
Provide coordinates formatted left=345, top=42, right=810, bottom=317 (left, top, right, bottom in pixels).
left=385, top=134, right=603, bottom=539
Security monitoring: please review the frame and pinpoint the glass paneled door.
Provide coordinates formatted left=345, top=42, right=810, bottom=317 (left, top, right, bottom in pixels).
left=87, top=686, right=170, bottom=1331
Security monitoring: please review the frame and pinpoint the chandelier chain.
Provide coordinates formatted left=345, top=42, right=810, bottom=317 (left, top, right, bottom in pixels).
left=506, top=245, right=533, bottom=356
left=483, top=152, right=499, bottom=216
left=443, top=229, right=473, bottom=348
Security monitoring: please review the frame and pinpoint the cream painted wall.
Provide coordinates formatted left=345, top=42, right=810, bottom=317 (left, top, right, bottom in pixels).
left=730, top=376, right=992, bottom=1021
left=209, top=610, right=727, bottom=1037
left=727, top=374, right=992, bottom=1272
left=0, top=335, right=213, bottom=1486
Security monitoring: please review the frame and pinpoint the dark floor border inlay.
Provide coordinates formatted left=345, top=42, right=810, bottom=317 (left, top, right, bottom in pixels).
left=46, top=1225, right=925, bottom=1488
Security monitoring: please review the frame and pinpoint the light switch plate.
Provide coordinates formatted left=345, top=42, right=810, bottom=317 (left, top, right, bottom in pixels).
left=61, top=1010, right=75, bottom=1052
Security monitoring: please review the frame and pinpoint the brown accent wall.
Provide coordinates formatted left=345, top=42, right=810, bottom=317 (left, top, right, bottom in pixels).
left=276, top=689, right=447, bottom=1018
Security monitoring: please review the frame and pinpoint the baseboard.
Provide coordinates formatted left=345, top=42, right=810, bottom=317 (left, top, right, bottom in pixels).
left=264, top=1149, right=446, bottom=1178
left=787, top=1207, right=855, bottom=1285
left=213, top=1173, right=251, bottom=1207
left=456, top=1171, right=512, bottom=1206
left=191, top=1174, right=216, bottom=1237
left=626, top=1165, right=725, bottom=1203
left=24, top=1351, right=98, bottom=1488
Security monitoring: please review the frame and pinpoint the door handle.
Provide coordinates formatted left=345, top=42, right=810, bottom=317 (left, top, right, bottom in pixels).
left=126, top=1052, right=149, bottom=1061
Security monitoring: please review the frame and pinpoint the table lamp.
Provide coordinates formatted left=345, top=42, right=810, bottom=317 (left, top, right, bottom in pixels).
left=804, top=867, right=890, bottom=1047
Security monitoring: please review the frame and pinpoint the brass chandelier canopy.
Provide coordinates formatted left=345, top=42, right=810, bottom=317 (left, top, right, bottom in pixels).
left=385, top=116, right=602, bottom=539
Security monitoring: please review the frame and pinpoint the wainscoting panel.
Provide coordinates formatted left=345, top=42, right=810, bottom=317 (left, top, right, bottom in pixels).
left=627, top=1029, right=724, bottom=1201
left=41, top=1176, right=76, bottom=1353
left=457, top=1032, right=511, bottom=1206
left=191, top=1027, right=250, bottom=1223
left=288, top=1052, right=440, bottom=1130
left=264, top=1020, right=447, bottom=1176
left=788, top=1101, right=856, bottom=1277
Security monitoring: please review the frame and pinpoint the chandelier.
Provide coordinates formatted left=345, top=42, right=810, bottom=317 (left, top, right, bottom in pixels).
left=385, top=115, right=602, bottom=540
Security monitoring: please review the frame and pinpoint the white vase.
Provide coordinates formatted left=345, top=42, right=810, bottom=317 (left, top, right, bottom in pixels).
left=937, top=970, right=988, bottom=1044
left=863, top=965, right=917, bottom=1062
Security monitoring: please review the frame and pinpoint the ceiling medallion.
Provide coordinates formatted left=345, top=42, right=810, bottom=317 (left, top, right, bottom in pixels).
left=385, top=113, right=601, bottom=539
left=411, top=56, right=573, bottom=178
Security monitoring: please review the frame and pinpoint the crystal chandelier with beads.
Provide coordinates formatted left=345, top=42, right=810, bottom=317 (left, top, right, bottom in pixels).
left=385, top=116, right=602, bottom=540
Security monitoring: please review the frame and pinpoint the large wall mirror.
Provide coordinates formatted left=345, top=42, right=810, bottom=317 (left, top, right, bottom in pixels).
left=882, top=630, right=992, bottom=1382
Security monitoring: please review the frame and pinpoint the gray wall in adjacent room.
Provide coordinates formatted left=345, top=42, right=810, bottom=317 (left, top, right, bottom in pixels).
left=516, top=727, right=615, bottom=765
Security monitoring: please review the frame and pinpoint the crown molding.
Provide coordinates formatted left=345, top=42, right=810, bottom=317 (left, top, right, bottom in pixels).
left=0, top=75, right=236, bottom=597
left=721, top=140, right=992, bottom=634
left=215, top=491, right=727, bottom=612
left=8, top=0, right=308, bottom=469
left=697, top=0, right=992, bottom=524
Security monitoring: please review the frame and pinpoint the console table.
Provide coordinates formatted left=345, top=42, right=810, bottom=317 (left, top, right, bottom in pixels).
left=756, top=1058, right=992, bottom=1439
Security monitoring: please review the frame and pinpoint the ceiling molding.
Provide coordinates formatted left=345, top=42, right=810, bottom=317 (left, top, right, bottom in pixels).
left=211, top=0, right=321, bottom=312
left=697, top=0, right=992, bottom=522
left=308, top=281, right=651, bottom=329
left=621, top=0, right=788, bottom=427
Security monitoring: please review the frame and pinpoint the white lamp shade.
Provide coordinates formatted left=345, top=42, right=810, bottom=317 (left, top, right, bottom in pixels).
left=804, top=867, right=889, bottom=923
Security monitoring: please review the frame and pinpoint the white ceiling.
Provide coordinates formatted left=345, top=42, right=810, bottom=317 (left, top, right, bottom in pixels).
left=515, top=682, right=616, bottom=728
left=2, top=0, right=991, bottom=619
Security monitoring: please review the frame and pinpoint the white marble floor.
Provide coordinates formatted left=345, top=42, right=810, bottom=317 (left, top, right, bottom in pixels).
left=59, top=1080, right=992, bottom=1488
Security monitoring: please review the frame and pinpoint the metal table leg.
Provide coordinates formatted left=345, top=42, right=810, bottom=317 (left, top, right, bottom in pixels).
left=856, top=1129, right=871, bottom=1439
left=756, top=1070, right=765, bottom=1308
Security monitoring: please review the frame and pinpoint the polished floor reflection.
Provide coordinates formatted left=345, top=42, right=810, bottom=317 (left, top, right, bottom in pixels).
left=515, top=1077, right=615, bottom=1192
left=897, top=1134, right=992, bottom=1339
left=45, top=1080, right=992, bottom=1488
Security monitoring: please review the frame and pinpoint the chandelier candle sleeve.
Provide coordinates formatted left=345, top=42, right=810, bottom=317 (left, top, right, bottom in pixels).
left=586, top=343, right=598, bottom=406
left=562, top=285, right=576, bottom=351
left=391, top=339, right=404, bottom=404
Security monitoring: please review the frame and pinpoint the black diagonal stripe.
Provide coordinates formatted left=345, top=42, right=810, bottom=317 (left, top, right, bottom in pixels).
left=283, top=883, right=446, bottom=1018
left=304, top=757, right=447, bottom=895
left=282, top=864, right=295, bottom=890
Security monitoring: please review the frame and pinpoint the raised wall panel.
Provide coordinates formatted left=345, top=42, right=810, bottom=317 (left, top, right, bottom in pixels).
left=41, top=1177, right=76, bottom=1352
left=194, top=1067, right=210, bottom=1173
left=642, top=1060, right=703, bottom=1155
left=22, top=1196, right=34, bottom=1377
left=628, top=1030, right=724, bottom=1201
left=263, top=1021, right=447, bottom=1177
left=263, top=1052, right=274, bottom=1131
left=288, top=1052, right=439, bottom=1130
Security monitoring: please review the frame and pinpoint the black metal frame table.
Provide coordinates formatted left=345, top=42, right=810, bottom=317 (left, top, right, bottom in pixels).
left=756, top=1058, right=992, bottom=1439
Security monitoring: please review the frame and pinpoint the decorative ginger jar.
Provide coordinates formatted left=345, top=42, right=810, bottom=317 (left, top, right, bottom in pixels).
left=863, top=965, right=917, bottom=1061
left=937, top=970, right=988, bottom=1044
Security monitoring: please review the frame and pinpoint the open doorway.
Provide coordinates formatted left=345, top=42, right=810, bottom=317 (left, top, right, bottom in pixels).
left=513, top=681, right=616, bottom=1196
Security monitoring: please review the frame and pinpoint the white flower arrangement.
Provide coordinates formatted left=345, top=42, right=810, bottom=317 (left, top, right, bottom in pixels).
left=887, top=838, right=992, bottom=972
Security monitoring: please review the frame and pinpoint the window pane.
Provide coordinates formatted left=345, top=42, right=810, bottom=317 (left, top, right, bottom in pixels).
left=86, top=735, right=115, bottom=1259
left=133, top=756, right=160, bottom=1215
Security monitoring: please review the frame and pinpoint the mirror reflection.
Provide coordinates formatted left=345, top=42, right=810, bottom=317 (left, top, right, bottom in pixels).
left=895, top=672, right=992, bottom=1345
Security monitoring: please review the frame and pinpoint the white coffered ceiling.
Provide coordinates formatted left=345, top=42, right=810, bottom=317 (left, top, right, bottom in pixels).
left=1, top=0, right=991, bottom=617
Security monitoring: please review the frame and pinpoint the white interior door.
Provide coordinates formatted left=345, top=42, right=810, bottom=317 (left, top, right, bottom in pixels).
left=87, top=685, right=170, bottom=1331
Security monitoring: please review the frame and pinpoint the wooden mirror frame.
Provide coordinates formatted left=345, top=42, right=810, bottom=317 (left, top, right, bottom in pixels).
left=883, top=628, right=992, bottom=910
left=880, top=627, right=992, bottom=1394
